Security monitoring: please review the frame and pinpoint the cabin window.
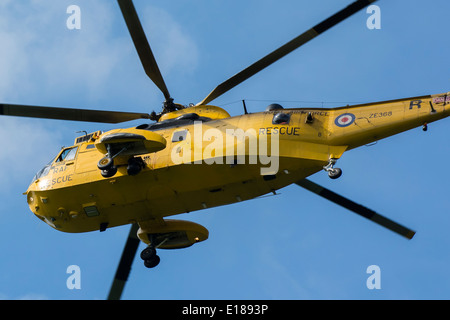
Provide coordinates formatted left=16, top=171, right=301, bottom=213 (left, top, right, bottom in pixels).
left=272, top=113, right=291, bottom=125
left=172, top=130, right=188, bottom=142
left=56, top=147, right=78, bottom=162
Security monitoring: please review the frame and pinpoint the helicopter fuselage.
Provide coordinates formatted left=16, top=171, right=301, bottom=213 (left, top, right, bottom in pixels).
left=26, top=93, right=449, bottom=234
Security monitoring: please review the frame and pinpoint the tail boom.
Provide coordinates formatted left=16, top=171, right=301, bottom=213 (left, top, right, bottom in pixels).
left=325, top=92, right=449, bottom=149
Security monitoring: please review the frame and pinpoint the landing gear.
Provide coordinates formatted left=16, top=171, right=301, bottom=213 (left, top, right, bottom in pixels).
left=97, top=143, right=146, bottom=178
left=328, top=168, right=342, bottom=179
left=127, top=157, right=145, bottom=176
left=140, top=234, right=161, bottom=268
left=140, top=246, right=160, bottom=268
left=323, top=158, right=342, bottom=179
left=98, top=156, right=118, bottom=178
left=98, top=144, right=121, bottom=178
left=144, top=254, right=160, bottom=268
left=98, top=156, right=113, bottom=170
left=101, top=166, right=118, bottom=178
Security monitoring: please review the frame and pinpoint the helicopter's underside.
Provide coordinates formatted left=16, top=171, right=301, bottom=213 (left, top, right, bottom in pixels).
left=27, top=156, right=326, bottom=233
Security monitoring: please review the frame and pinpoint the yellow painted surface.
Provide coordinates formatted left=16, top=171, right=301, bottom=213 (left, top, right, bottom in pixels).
left=158, top=105, right=231, bottom=122
left=26, top=92, right=449, bottom=235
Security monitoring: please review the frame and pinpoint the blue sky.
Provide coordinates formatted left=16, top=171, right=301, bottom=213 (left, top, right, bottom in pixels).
left=0, top=0, right=448, bottom=300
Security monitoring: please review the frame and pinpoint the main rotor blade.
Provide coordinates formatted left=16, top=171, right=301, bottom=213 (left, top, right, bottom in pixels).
left=0, top=103, right=151, bottom=123
left=118, top=0, right=171, bottom=101
left=197, top=0, right=377, bottom=106
left=295, top=179, right=415, bottom=240
left=108, top=223, right=141, bottom=300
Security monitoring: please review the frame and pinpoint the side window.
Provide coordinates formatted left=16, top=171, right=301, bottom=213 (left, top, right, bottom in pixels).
left=172, top=130, right=188, bottom=142
left=56, top=147, right=78, bottom=162
left=272, top=113, right=291, bottom=125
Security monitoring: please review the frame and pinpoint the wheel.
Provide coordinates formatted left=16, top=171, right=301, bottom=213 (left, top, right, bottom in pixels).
left=144, top=255, right=160, bottom=268
left=98, top=156, right=114, bottom=170
left=328, top=168, right=342, bottom=179
left=127, top=158, right=142, bottom=176
left=140, top=246, right=156, bottom=260
left=101, top=166, right=117, bottom=178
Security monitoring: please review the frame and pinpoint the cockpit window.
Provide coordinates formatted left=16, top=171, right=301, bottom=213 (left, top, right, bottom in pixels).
left=172, top=130, right=188, bottom=142
left=272, top=113, right=291, bottom=125
left=32, top=158, right=54, bottom=182
left=31, top=147, right=78, bottom=183
left=56, top=147, right=78, bottom=162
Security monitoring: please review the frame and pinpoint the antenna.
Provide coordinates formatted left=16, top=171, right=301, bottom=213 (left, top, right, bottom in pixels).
left=242, top=100, right=249, bottom=114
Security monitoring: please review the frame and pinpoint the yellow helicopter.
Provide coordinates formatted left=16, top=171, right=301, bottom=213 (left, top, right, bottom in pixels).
left=0, top=0, right=448, bottom=300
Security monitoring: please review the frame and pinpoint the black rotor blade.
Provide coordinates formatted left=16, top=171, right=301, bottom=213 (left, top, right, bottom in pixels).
left=295, top=179, right=415, bottom=240
left=108, top=223, right=141, bottom=300
left=0, top=103, right=151, bottom=123
left=197, top=0, right=377, bottom=106
left=118, top=0, right=171, bottom=101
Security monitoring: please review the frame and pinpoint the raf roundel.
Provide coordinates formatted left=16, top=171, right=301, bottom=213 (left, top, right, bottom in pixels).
left=335, top=113, right=356, bottom=127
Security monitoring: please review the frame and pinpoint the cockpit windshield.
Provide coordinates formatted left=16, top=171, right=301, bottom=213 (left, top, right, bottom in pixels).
left=31, top=158, right=54, bottom=183
left=31, top=146, right=78, bottom=183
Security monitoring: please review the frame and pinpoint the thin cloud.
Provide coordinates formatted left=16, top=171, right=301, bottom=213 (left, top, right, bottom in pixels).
left=0, top=2, right=129, bottom=101
left=0, top=118, right=63, bottom=192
